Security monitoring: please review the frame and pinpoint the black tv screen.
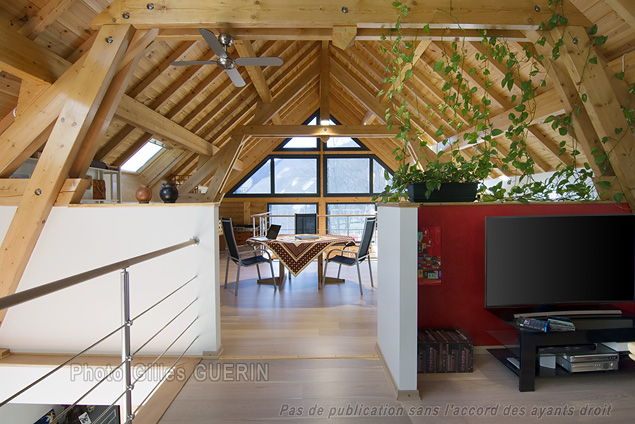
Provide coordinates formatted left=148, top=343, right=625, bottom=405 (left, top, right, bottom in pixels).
left=485, top=214, right=635, bottom=308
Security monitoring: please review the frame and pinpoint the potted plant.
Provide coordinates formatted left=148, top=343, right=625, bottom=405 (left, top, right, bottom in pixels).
left=374, top=1, right=629, bottom=205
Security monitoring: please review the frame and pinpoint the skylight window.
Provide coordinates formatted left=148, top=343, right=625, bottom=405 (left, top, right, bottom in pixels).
left=121, top=142, right=163, bottom=173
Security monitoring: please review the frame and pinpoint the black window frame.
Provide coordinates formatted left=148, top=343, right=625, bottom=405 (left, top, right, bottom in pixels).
left=227, top=155, right=321, bottom=198
left=274, top=111, right=369, bottom=152
left=323, top=154, right=393, bottom=197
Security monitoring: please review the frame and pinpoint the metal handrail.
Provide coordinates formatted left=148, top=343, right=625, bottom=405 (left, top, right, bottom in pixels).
left=0, top=237, right=200, bottom=312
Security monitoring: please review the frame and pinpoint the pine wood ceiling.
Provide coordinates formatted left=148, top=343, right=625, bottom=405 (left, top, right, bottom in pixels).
left=1, top=0, right=634, bottom=191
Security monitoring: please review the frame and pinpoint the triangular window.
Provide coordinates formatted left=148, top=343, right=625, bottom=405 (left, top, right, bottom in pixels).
left=276, top=112, right=367, bottom=151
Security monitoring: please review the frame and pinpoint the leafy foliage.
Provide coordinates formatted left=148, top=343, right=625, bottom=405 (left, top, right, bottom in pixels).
left=374, top=0, right=631, bottom=204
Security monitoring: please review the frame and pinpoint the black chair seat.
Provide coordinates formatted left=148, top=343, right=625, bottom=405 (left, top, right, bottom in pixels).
left=328, top=255, right=357, bottom=266
left=241, top=255, right=270, bottom=266
left=321, top=217, right=376, bottom=295
left=222, top=217, right=277, bottom=296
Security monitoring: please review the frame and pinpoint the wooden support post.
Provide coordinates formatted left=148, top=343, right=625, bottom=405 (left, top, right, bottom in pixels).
left=320, top=41, right=331, bottom=143
left=0, top=25, right=133, bottom=324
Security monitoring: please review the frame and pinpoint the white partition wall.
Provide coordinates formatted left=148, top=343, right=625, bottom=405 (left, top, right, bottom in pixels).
left=376, top=204, right=419, bottom=399
left=0, top=203, right=221, bottom=407
left=0, top=203, right=220, bottom=356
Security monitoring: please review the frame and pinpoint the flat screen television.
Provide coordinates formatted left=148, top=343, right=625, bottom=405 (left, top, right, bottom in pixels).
left=485, top=214, right=635, bottom=308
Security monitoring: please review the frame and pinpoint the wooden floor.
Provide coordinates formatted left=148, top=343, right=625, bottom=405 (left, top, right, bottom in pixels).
left=160, top=255, right=635, bottom=423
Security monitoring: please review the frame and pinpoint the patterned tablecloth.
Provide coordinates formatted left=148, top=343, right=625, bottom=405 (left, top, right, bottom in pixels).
left=248, top=234, right=356, bottom=277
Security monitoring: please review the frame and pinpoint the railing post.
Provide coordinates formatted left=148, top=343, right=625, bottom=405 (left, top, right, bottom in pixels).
left=121, top=268, right=134, bottom=423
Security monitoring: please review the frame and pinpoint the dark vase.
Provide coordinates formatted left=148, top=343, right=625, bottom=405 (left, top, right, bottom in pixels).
left=159, top=183, right=179, bottom=203
left=407, top=182, right=478, bottom=203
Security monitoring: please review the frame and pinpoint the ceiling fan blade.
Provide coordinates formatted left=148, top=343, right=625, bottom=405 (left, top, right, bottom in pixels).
left=225, top=67, right=246, bottom=87
left=199, top=28, right=227, bottom=59
left=170, top=60, right=219, bottom=66
left=235, top=57, right=284, bottom=67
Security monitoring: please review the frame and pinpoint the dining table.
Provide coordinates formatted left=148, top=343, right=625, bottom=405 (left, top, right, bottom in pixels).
left=247, top=234, right=356, bottom=289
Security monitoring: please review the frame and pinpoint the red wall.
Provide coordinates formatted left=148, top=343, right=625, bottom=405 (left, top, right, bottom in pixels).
left=417, top=203, right=635, bottom=346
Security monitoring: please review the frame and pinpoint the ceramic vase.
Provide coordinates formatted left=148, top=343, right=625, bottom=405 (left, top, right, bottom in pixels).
left=135, top=184, right=152, bottom=203
left=159, top=183, right=179, bottom=203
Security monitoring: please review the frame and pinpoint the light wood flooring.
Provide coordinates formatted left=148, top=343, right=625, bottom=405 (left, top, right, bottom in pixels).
left=159, top=255, right=635, bottom=423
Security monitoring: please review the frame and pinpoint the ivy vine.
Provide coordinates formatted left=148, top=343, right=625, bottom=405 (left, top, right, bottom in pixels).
left=375, top=0, right=633, bottom=204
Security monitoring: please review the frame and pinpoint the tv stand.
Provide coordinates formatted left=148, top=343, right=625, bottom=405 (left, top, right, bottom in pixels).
left=513, top=309, right=622, bottom=319
left=489, top=316, right=635, bottom=392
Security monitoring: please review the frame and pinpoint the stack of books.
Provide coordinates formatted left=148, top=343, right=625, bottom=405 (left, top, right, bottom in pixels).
left=547, top=316, right=576, bottom=332
left=417, top=328, right=473, bottom=373
left=517, top=316, right=576, bottom=332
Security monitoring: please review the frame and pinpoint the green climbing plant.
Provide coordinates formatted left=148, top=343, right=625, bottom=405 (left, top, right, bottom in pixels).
left=374, top=0, right=632, bottom=204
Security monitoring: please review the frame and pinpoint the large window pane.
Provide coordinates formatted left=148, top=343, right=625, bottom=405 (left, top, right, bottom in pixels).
left=373, top=159, right=392, bottom=193
left=234, top=159, right=271, bottom=194
left=268, top=204, right=318, bottom=234
left=327, top=203, right=376, bottom=238
left=326, top=158, right=369, bottom=194
left=274, top=158, right=317, bottom=194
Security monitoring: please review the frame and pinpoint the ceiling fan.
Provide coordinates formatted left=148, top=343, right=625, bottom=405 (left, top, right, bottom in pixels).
left=170, top=28, right=283, bottom=87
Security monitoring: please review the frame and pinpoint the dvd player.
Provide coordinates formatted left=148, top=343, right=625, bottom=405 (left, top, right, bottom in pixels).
left=559, top=344, right=619, bottom=363
left=556, top=356, right=618, bottom=372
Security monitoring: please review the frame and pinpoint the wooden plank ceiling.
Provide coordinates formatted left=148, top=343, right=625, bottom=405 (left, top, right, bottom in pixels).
left=0, top=0, right=634, bottom=194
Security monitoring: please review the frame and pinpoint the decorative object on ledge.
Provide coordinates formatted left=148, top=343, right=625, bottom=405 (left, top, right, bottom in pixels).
left=135, top=184, right=152, bottom=203
left=408, top=182, right=478, bottom=203
left=159, top=182, right=179, bottom=203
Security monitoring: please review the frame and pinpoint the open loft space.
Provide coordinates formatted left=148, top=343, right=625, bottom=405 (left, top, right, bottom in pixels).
left=1, top=1, right=635, bottom=423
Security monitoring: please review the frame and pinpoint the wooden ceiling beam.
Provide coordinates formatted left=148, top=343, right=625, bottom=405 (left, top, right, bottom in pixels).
left=157, top=27, right=530, bottom=42
left=0, top=24, right=69, bottom=84
left=0, top=178, right=90, bottom=207
left=17, top=0, right=77, bottom=40
left=605, top=0, right=635, bottom=31
left=231, top=125, right=398, bottom=138
left=115, top=95, right=216, bottom=156
left=234, top=40, right=273, bottom=103
left=91, top=0, right=590, bottom=30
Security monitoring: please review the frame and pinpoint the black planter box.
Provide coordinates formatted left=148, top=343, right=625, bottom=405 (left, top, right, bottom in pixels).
left=407, top=182, right=478, bottom=202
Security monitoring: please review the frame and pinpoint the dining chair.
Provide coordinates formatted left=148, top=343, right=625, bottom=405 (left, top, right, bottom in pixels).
left=321, top=217, right=376, bottom=295
left=295, top=213, right=317, bottom=234
left=221, top=217, right=277, bottom=296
